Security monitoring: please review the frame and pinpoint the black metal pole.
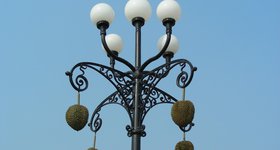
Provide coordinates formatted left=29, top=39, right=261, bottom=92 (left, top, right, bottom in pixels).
left=132, top=17, right=144, bottom=150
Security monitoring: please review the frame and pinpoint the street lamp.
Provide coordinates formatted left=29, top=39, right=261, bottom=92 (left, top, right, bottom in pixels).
left=65, top=0, right=197, bottom=150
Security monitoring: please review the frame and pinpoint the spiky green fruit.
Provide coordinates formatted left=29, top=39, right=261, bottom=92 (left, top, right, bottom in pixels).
left=171, top=100, right=195, bottom=127
left=175, top=141, right=194, bottom=150
left=66, top=104, right=89, bottom=131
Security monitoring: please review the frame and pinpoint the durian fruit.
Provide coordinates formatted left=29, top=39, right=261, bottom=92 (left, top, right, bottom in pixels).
left=88, top=147, right=97, bottom=150
left=171, top=100, right=195, bottom=127
left=175, top=141, right=194, bottom=150
left=66, top=104, right=89, bottom=131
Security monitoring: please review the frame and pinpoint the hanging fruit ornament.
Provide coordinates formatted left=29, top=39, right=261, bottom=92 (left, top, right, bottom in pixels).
left=171, top=88, right=195, bottom=127
left=66, top=92, right=89, bottom=131
left=171, top=100, right=195, bottom=127
left=175, top=141, right=194, bottom=150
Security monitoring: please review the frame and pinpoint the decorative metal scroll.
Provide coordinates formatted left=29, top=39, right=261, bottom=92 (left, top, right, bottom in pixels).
left=141, top=59, right=197, bottom=101
left=140, top=87, right=178, bottom=122
left=139, top=87, right=195, bottom=133
left=65, top=62, right=134, bottom=101
left=66, top=59, right=196, bottom=135
left=126, top=124, right=146, bottom=137
left=88, top=91, right=133, bottom=133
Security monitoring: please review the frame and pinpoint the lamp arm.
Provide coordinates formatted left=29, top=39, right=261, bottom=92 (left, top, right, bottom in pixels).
left=139, top=22, right=173, bottom=72
left=140, top=32, right=171, bottom=72
left=100, top=28, right=135, bottom=71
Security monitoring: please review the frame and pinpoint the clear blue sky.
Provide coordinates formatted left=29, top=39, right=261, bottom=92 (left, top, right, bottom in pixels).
left=1, top=0, right=279, bottom=150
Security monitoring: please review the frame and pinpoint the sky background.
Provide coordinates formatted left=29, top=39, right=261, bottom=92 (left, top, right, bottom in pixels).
left=1, top=0, right=280, bottom=150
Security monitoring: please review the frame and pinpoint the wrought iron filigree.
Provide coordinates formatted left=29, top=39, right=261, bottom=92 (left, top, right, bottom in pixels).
left=66, top=59, right=196, bottom=134
left=141, top=59, right=197, bottom=101
left=126, top=125, right=146, bottom=137
left=66, top=62, right=134, bottom=100
left=66, top=14, right=198, bottom=150
left=88, top=91, right=133, bottom=133
left=66, top=58, right=197, bottom=135
left=139, top=86, right=195, bottom=133
left=141, top=87, right=178, bottom=123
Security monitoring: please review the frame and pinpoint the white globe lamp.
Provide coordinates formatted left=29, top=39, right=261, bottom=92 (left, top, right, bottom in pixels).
left=103, top=34, right=123, bottom=53
left=157, top=34, right=179, bottom=54
left=157, top=0, right=181, bottom=22
left=124, top=0, right=152, bottom=22
left=90, top=3, right=115, bottom=25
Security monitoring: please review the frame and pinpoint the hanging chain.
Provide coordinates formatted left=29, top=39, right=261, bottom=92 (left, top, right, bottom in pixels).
left=182, top=88, right=186, bottom=101
left=77, top=92, right=80, bottom=105
left=93, top=132, right=97, bottom=149
left=183, top=132, right=186, bottom=141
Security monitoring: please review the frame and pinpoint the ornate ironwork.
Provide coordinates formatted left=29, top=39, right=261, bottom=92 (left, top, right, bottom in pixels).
left=141, top=87, right=178, bottom=123
left=126, top=125, right=146, bottom=137
left=66, top=14, right=197, bottom=150
left=88, top=91, right=133, bottom=133
left=66, top=59, right=196, bottom=135
left=141, top=59, right=197, bottom=101
left=66, top=62, right=134, bottom=101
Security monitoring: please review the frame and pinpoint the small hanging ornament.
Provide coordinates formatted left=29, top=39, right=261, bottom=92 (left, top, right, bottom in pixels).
left=175, top=140, right=194, bottom=150
left=171, top=88, right=195, bottom=127
left=66, top=92, right=89, bottom=131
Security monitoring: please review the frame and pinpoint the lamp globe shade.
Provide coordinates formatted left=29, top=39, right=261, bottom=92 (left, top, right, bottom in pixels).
left=90, top=3, right=115, bottom=25
left=103, top=34, right=123, bottom=53
left=125, top=0, right=152, bottom=22
left=157, top=0, right=181, bottom=21
left=157, top=34, right=179, bottom=54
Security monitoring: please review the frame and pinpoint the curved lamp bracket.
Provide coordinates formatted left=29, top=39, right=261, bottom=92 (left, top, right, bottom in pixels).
left=99, top=24, right=136, bottom=71
left=140, top=27, right=172, bottom=72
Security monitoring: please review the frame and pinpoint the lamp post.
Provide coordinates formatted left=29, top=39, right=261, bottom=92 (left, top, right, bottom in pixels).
left=65, top=0, right=197, bottom=150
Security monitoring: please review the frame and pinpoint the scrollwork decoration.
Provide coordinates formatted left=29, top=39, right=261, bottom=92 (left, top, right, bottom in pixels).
left=66, top=59, right=197, bottom=135
left=88, top=91, right=133, bottom=133
left=65, top=66, right=88, bottom=92
left=141, top=59, right=197, bottom=102
left=90, top=112, right=102, bottom=133
left=176, top=62, right=197, bottom=89
left=126, top=125, right=146, bottom=137
left=140, top=87, right=178, bottom=124
left=66, top=62, right=134, bottom=102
